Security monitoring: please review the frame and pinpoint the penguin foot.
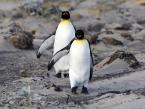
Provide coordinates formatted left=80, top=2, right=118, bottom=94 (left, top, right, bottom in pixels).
left=54, top=73, right=61, bottom=78
left=71, top=87, right=78, bottom=94
left=81, top=86, right=88, bottom=94
left=64, top=73, right=69, bottom=78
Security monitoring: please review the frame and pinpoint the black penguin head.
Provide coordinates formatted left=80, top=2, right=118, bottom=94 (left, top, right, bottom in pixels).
left=75, top=30, right=84, bottom=39
left=61, top=11, right=70, bottom=20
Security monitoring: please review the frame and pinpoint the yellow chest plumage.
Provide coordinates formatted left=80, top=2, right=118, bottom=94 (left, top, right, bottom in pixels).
left=73, top=39, right=87, bottom=45
left=54, top=19, right=75, bottom=54
left=60, top=19, right=70, bottom=25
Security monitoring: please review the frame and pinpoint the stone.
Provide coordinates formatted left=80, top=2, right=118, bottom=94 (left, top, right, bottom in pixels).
left=9, top=23, right=34, bottom=49
left=18, top=86, right=31, bottom=97
left=104, top=50, right=140, bottom=68
left=121, top=32, right=134, bottom=41
left=136, top=0, right=145, bottom=6
left=11, top=10, right=24, bottom=20
left=52, top=84, right=62, bottom=92
left=102, top=37, right=123, bottom=46
left=115, top=23, right=132, bottom=30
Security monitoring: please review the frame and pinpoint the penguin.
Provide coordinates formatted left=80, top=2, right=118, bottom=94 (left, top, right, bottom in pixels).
left=47, top=30, right=93, bottom=94
left=37, top=11, right=76, bottom=78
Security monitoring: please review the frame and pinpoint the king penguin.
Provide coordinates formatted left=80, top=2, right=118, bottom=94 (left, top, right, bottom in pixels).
left=47, top=30, right=93, bottom=94
left=37, top=11, right=75, bottom=78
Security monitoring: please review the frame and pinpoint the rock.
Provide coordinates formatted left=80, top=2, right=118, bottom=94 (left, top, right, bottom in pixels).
left=20, top=0, right=43, bottom=16
left=20, top=69, right=30, bottom=78
left=9, top=23, right=23, bottom=34
left=11, top=9, right=24, bottom=20
left=137, top=20, right=145, bottom=27
left=121, top=32, right=134, bottom=41
left=0, top=11, right=6, bottom=19
left=87, top=35, right=98, bottom=44
left=18, top=86, right=31, bottom=97
left=44, top=83, right=51, bottom=89
left=115, top=23, right=132, bottom=30
left=52, top=84, right=62, bottom=92
left=17, top=98, right=31, bottom=107
left=31, top=93, right=42, bottom=102
left=105, top=23, right=122, bottom=30
left=87, top=23, right=104, bottom=32
left=104, top=50, right=140, bottom=68
left=136, top=0, right=145, bottom=6
left=132, top=23, right=144, bottom=31
left=11, top=12, right=24, bottom=20
left=133, top=29, right=145, bottom=40
left=86, top=33, right=99, bottom=45
left=87, top=31, right=112, bottom=44
left=92, top=53, right=102, bottom=65
left=94, top=58, right=131, bottom=78
left=74, top=17, right=105, bottom=34
left=10, top=31, right=33, bottom=49
left=41, top=5, right=61, bottom=19
left=48, top=6, right=61, bottom=15
left=9, top=23, right=34, bottom=49
left=54, top=86, right=62, bottom=92
left=102, top=37, right=123, bottom=46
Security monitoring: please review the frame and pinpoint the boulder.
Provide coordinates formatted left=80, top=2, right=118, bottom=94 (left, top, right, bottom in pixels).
left=9, top=23, right=34, bottom=49
left=136, top=0, right=145, bottom=6
left=104, top=50, right=140, bottom=68
left=115, top=23, right=132, bottom=31
left=121, top=32, right=134, bottom=41
left=102, top=37, right=123, bottom=46
left=11, top=10, right=24, bottom=20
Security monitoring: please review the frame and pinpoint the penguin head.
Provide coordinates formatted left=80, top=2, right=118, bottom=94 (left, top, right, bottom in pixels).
left=61, top=11, right=70, bottom=20
left=75, top=30, right=84, bottom=39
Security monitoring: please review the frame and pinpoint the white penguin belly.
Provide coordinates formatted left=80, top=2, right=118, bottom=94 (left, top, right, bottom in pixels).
left=53, top=22, right=75, bottom=54
left=53, top=21, right=75, bottom=74
left=69, top=41, right=90, bottom=87
left=53, top=53, right=70, bottom=73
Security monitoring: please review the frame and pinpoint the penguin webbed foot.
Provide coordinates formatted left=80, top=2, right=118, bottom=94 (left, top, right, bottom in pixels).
left=54, top=73, right=62, bottom=78
left=81, top=86, right=88, bottom=94
left=64, top=73, right=69, bottom=78
left=71, top=87, right=78, bottom=94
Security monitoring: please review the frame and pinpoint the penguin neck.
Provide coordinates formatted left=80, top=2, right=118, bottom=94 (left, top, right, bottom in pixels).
left=74, top=38, right=86, bottom=45
left=60, top=19, right=70, bottom=25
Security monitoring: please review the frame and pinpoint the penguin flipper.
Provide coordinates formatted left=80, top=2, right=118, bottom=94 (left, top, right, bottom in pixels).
left=86, top=39, right=94, bottom=80
left=48, top=49, right=69, bottom=70
left=36, top=35, right=55, bottom=58
left=89, top=58, right=93, bottom=80
left=47, top=39, right=74, bottom=70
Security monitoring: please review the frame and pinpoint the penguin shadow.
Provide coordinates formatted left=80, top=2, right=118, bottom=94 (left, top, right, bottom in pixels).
left=48, top=72, right=97, bottom=95
left=65, top=90, right=95, bottom=105
left=48, top=73, right=70, bottom=90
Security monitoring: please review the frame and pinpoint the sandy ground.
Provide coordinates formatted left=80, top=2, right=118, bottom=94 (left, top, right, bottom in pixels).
left=1, top=0, right=145, bottom=109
